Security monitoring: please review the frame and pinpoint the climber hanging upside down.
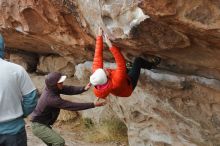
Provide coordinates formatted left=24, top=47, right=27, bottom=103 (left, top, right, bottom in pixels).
left=90, top=27, right=161, bottom=99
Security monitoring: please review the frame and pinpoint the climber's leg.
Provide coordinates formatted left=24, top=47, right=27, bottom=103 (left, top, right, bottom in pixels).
left=128, top=57, right=161, bottom=89
left=128, top=57, right=145, bottom=89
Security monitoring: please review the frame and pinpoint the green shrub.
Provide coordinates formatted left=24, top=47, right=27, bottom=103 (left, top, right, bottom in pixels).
left=83, top=118, right=128, bottom=144
left=83, top=118, right=94, bottom=129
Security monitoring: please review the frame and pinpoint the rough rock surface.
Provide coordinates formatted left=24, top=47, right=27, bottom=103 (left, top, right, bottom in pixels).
left=37, top=55, right=75, bottom=77
left=9, top=51, right=38, bottom=72
left=1, top=0, right=220, bottom=146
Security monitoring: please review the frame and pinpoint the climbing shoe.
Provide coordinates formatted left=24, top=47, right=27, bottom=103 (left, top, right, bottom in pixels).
left=149, top=56, right=161, bottom=68
left=126, top=61, right=133, bottom=69
left=126, top=61, right=133, bottom=73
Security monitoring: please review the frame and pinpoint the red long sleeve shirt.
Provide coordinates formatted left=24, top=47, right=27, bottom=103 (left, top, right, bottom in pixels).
left=92, top=36, right=133, bottom=98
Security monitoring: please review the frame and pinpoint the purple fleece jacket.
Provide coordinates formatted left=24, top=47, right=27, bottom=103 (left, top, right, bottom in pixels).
left=31, top=72, right=95, bottom=126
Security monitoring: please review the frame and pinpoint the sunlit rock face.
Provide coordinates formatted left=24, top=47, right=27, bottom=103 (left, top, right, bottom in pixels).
left=1, top=0, right=220, bottom=146
left=0, top=0, right=94, bottom=63
left=0, top=0, right=220, bottom=78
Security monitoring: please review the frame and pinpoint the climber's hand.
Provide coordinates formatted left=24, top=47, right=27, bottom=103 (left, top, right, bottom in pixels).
left=97, top=27, right=103, bottom=37
left=105, top=34, right=112, bottom=48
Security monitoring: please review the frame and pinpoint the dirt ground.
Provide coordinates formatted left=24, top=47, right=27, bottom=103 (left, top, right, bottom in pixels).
left=26, top=121, right=126, bottom=146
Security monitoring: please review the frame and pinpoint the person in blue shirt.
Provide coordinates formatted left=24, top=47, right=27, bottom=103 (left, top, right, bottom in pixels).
left=0, top=34, right=38, bottom=146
